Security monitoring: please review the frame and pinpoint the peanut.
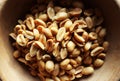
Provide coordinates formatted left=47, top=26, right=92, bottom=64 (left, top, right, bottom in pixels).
left=56, top=27, right=66, bottom=42
left=9, top=1, right=109, bottom=81
left=91, top=47, right=104, bottom=56
left=82, top=67, right=94, bottom=75
left=45, top=60, right=54, bottom=73
left=94, top=59, right=104, bottom=68
left=67, top=41, right=76, bottom=52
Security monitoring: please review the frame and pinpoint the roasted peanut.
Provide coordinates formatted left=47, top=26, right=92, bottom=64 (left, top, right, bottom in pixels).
left=47, top=7, right=55, bottom=20
left=83, top=56, right=92, bottom=65
left=64, top=32, right=71, bottom=41
left=18, top=58, right=27, bottom=65
left=99, top=28, right=106, bottom=38
left=67, top=41, right=76, bottom=52
left=14, top=25, right=22, bottom=33
left=34, top=41, right=45, bottom=50
left=70, top=59, right=78, bottom=68
left=39, top=14, right=48, bottom=21
left=25, top=53, right=32, bottom=61
left=74, top=32, right=85, bottom=43
left=70, top=48, right=80, bottom=58
left=64, top=20, right=73, bottom=31
left=9, top=1, right=109, bottom=80
left=30, top=43, right=38, bottom=57
left=36, top=50, right=42, bottom=60
left=67, top=69, right=76, bottom=75
left=65, top=64, right=73, bottom=70
left=56, top=27, right=66, bottom=42
left=76, top=28, right=84, bottom=34
left=89, top=32, right=98, bottom=40
left=60, top=19, right=69, bottom=28
left=102, top=41, right=109, bottom=51
left=16, top=34, right=27, bottom=46
left=69, top=22, right=79, bottom=32
left=26, top=17, right=35, bottom=30
left=53, top=42, right=60, bottom=57
left=75, top=73, right=83, bottom=78
left=46, top=39, right=54, bottom=53
left=49, top=21, right=58, bottom=35
left=97, top=53, right=106, bottom=59
left=61, top=40, right=68, bottom=48
left=91, top=43, right=99, bottom=49
left=75, top=66, right=83, bottom=75
left=94, top=59, right=104, bottom=68
left=60, top=48, right=68, bottom=59
left=84, top=42, right=92, bottom=51
left=75, top=19, right=87, bottom=29
left=17, top=29, right=24, bottom=34
left=33, top=29, right=40, bottom=40
left=45, top=60, right=54, bottom=73
left=60, top=59, right=70, bottom=69
left=85, top=17, right=93, bottom=29
left=34, top=19, right=47, bottom=27
left=82, top=67, right=94, bottom=75
left=52, top=64, right=60, bottom=76
left=13, top=50, right=20, bottom=58
left=69, top=8, right=82, bottom=16
left=82, top=31, right=89, bottom=41
left=42, top=54, right=51, bottom=61
left=54, top=12, right=68, bottom=21
left=75, top=56, right=82, bottom=65
left=38, top=60, right=45, bottom=71
left=39, top=34, right=47, bottom=48
left=42, top=28, right=53, bottom=38
left=24, top=30, right=34, bottom=40
left=91, top=47, right=104, bottom=56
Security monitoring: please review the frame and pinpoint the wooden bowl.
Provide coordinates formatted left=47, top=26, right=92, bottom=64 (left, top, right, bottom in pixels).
left=0, top=0, right=120, bottom=81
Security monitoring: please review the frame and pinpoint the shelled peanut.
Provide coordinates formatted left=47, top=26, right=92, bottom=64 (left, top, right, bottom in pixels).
left=9, top=0, right=109, bottom=81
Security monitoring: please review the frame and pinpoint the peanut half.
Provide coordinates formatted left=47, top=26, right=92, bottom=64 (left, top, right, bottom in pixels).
left=9, top=0, right=109, bottom=81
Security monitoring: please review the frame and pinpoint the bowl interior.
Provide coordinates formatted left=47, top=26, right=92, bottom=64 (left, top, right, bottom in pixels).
left=0, top=0, right=120, bottom=81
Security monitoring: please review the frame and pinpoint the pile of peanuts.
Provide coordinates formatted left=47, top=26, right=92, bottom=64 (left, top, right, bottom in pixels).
left=9, top=0, right=109, bottom=81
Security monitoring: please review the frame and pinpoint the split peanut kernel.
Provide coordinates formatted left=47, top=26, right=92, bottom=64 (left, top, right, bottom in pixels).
left=9, top=0, right=109, bottom=81
left=67, top=41, right=76, bottom=52
left=45, top=60, right=54, bottom=73
left=82, top=67, right=94, bottom=75
left=60, top=59, right=70, bottom=69
left=56, top=27, right=66, bottom=42
left=94, top=59, right=104, bottom=68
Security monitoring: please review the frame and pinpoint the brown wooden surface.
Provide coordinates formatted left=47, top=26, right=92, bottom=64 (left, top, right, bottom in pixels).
left=0, top=0, right=120, bottom=81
